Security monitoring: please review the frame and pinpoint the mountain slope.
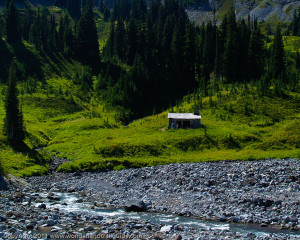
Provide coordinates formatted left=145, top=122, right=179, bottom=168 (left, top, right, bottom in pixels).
left=0, top=0, right=53, bottom=8
left=187, top=0, right=300, bottom=24
left=1, top=0, right=299, bottom=24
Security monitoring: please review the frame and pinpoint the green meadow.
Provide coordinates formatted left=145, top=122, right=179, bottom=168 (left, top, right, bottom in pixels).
left=0, top=77, right=299, bottom=176
left=0, top=36, right=299, bottom=176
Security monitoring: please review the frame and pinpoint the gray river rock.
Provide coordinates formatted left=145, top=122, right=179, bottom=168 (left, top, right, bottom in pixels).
left=0, top=158, right=300, bottom=239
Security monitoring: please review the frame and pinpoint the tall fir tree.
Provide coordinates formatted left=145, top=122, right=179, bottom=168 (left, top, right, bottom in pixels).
left=29, top=8, right=42, bottom=48
left=22, top=1, right=34, bottom=41
left=237, top=19, right=250, bottom=81
left=105, top=21, right=115, bottom=57
left=76, top=0, right=100, bottom=62
left=203, top=21, right=216, bottom=81
left=223, top=7, right=238, bottom=82
left=271, top=24, right=285, bottom=79
left=99, top=0, right=105, bottom=12
left=67, top=0, right=81, bottom=20
left=296, top=49, right=300, bottom=70
left=125, top=17, right=137, bottom=64
left=5, top=1, right=19, bottom=43
left=183, top=23, right=196, bottom=92
left=171, top=26, right=184, bottom=96
left=5, top=0, right=11, bottom=9
left=114, top=17, right=125, bottom=60
left=103, top=7, right=110, bottom=21
left=248, top=19, right=264, bottom=80
left=4, top=61, right=25, bottom=146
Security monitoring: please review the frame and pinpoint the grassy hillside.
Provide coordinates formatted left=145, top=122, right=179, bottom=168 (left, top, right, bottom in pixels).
left=54, top=85, right=299, bottom=172
left=0, top=35, right=299, bottom=176
left=1, top=79, right=299, bottom=176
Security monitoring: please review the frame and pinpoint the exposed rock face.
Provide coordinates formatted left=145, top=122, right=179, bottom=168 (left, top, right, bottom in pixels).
left=1, top=0, right=299, bottom=24
left=187, top=0, right=300, bottom=24
left=237, top=0, right=300, bottom=21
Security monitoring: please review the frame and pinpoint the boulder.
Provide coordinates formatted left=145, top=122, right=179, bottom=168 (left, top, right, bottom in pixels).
left=84, top=226, right=94, bottom=231
left=160, top=225, right=172, bottom=233
left=26, top=223, right=35, bottom=230
left=37, top=203, right=47, bottom=209
left=219, top=215, right=227, bottom=222
left=174, top=236, right=182, bottom=240
left=124, top=200, right=147, bottom=212
left=47, top=194, right=61, bottom=201
left=47, top=220, right=55, bottom=226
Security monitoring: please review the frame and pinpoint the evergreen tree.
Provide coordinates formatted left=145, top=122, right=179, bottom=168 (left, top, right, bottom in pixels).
left=0, top=17, right=4, bottom=38
left=5, top=0, right=11, bottom=9
left=202, top=21, right=216, bottom=81
left=105, top=21, right=115, bottom=57
left=296, top=49, right=300, bottom=70
left=48, top=14, right=57, bottom=51
left=29, top=8, right=42, bottom=48
left=114, top=17, right=125, bottom=59
left=223, top=8, right=238, bottom=82
left=76, top=0, right=100, bottom=62
left=99, top=0, right=105, bottom=12
left=40, top=9, right=51, bottom=50
left=183, top=23, right=196, bottom=91
left=67, top=0, right=81, bottom=20
left=248, top=19, right=264, bottom=80
left=288, top=8, right=300, bottom=36
left=129, top=54, right=148, bottom=113
left=81, top=0, right=88, bottom=10
left=103, top=7, right=110, bottom=21
left=55, top=0, right=66, bottom=7
left=237, top=19, right=250, bottom=81
left=5, top=1, right=19, bottom=43
left=57, top=12, right=74, bottom=53
left=171, top=26, right=184, bottom=95
left=125, top=17, right=137, bottom=64
left=214, top=27, right=222, bottom=80
left=4, top=61, right=25, bottom=146
left=215, top=15, right=227, bottom=81
left=271, top=24, right=285, bottom=79
left=162, top=15, right=175, bottom=58
left=21, top=1, right=34, bottom=41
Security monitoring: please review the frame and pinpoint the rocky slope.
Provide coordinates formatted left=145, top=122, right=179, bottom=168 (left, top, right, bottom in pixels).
left=188, top=0, right=300, bottom=24
left=1, top=0, right=299, bottom=24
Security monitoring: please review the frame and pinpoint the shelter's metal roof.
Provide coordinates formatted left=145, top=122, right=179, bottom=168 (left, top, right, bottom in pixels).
left=168, top=113, right=201, bottom=120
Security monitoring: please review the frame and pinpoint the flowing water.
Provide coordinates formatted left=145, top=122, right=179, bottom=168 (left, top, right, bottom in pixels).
left=44, top=192, right=300, bottom=238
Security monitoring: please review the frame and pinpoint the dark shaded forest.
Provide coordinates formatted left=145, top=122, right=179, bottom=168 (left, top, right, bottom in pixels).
left=0, top=0, right=299, bottom=122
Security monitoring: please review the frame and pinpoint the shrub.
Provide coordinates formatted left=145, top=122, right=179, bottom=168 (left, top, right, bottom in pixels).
left=173, top=136, right=215, bottom=151
left=57, top=162, right=79, bottom=173
left=95, top=143, right=163, bottom=157
left=113, top=165, right=126, bottom=171
left=17, top=165, right=49, bottom=177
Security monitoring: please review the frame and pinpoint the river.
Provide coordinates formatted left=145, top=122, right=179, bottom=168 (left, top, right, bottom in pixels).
left=44, top=192, right=300, bottom=239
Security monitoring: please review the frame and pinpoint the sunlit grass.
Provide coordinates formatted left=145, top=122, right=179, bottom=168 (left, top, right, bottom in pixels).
left=0, top=34, right=299, bottom=176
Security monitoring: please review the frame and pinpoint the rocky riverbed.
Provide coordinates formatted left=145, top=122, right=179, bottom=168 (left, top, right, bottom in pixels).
left=1, top=158, right=300, bottom=239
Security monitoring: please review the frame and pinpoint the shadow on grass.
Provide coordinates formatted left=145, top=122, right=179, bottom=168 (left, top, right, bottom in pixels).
left=0, top=39, right=13, bottom=82
left=12, top=141, right=46, bottom=166
left=41, top=50, right=68, bottom=76
left=10, top=41, right=43, bottom=80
